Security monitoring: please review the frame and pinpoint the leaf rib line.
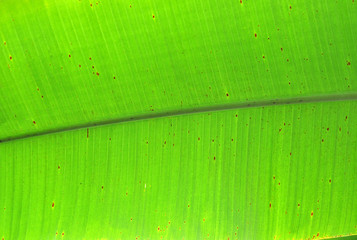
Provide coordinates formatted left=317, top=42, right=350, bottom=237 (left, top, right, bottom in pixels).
left=1, top=92, right=356, bottom=143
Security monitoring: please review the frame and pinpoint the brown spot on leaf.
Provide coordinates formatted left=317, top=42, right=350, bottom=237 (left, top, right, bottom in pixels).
left=329, top=179, right=331, bottom=183
left=33, top=121, right=36, bottom=124
left=311, top=211, right=313, bottom=216
left=254, top=33, right=257, bottom=38
left=347, top=61, right=351, bottom=66
left=79, top=64, right=81, bottom=68
left=269, top=203, right=271, bottom=208
left=68, top=54, right=71, bottom=58
left=326, top=128, right=329, bottom=131
left=96, top=72, right=99, bottom=76
left=9, top=56, right=12, bottom=60
left=52, top=202, right=55, bottom=208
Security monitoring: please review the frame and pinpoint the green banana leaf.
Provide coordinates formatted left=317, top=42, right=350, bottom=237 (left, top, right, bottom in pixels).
left=0, top=0, right=356, bottom=239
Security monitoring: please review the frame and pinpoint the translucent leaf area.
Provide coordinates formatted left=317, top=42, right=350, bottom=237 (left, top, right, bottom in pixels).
left=0, top=0, right=356, bottom=239
left=0, top=0, right=356, bottom=140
